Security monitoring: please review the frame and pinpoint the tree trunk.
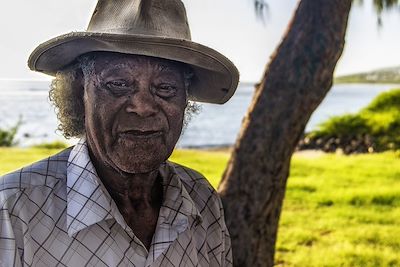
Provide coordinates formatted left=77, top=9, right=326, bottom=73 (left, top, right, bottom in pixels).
left=218, top=1, right=352, bottom=266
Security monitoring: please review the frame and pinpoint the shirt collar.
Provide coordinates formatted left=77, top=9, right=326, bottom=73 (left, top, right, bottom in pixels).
left=158, top=162, right=203, bottom=226
left=66, top=138, right=201, bottom=237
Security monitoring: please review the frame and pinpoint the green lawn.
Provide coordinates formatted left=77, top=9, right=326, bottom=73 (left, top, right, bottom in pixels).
left=1, top=148, right=399, bottom=266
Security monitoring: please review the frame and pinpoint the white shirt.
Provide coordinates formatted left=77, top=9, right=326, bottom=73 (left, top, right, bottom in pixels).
left=0, top=139, right=232, bottom=266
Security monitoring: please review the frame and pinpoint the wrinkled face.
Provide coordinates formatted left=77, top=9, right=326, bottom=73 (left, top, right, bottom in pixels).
left=83, top=53, right=187, bottom=174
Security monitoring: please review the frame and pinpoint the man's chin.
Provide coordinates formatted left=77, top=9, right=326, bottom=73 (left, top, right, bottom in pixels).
left=106, top=135, right=177, bottom=173
left=111, top=148, right=170, bottom=174
left=114, top=158, right=160, bottom=174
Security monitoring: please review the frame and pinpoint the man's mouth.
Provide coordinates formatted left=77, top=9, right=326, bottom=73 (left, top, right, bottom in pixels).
left=120, top=130, right=163, bottom=139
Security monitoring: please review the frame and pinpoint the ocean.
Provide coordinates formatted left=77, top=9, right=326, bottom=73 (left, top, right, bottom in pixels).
left=0, top=80, right=398, bottom=147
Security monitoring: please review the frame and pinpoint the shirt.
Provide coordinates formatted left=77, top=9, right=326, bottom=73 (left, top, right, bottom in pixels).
left=0, top=139, right=232, bottom=267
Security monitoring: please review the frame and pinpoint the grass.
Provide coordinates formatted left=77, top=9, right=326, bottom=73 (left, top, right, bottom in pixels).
left=0, top=147, right=66, bottom=175
left=276, top=152, right=400, bottom=267
left=1, top=148, right=399, bottom=266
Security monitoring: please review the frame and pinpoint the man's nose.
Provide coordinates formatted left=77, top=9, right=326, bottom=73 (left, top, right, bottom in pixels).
left=125, top=88, right=159, bottom=117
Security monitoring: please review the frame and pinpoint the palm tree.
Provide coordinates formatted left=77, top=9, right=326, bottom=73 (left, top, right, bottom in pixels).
left=372, top=0, right=400, bottom=25
left=218, top=0, right=399, bottom=266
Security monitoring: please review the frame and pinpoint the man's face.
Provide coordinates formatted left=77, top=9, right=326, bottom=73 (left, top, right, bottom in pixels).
left=83, top=53, right=187, bottom=174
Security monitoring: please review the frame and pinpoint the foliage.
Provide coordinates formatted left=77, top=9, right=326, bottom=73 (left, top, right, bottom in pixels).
left=1, top=148, right=399, bottom=266
left=0, top=120, right=21, bottom=147
left=372, top=0, right=400, bottom=25
left=308, top=88, right=400, bottom=152
left=253, top=0, right=268, bottom=21
left=364, top=88, right=400, bottom=111
left=308, top=114, right=369, bottom=139
left=355, top=0, right=400, bottom=25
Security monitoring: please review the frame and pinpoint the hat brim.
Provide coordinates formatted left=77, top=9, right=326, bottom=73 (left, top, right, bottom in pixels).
left=28, top=32, right=239, bottom=104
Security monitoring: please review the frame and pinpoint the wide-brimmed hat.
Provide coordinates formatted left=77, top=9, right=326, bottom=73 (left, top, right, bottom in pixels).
left=28, top=0, right=239, bottom=104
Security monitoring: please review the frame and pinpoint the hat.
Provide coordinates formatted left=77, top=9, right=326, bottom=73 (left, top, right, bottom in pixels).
left=28, top=0, right=239, bottom=104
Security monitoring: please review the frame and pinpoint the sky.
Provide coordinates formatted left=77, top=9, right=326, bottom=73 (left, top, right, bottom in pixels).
left=0, top=0, right=400, bottom=82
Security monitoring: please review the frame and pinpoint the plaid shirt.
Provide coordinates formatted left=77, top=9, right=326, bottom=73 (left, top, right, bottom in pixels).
left=0, top=139, right=232, bottom=267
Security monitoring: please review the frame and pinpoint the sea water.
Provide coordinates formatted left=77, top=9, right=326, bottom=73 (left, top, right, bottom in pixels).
left=0, top=80, right=398, bottom=147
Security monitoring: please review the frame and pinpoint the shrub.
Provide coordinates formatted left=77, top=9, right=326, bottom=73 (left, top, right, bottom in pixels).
left=0, top=121, right=20, bottom=147
left=304, top=88, right=400, bottom=153
left=309, top=114, right=369, bottom=139
left=363, top=89, right=400, bottom=112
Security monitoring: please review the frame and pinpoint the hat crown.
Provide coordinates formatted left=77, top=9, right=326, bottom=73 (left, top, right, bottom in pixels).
left=28, top=0, right=239, bottom=104
left=87, top=0, right=191, bottom=40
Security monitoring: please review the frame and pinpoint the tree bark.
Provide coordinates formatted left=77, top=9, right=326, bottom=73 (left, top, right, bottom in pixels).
left=218, top=1, right=352, bottom=266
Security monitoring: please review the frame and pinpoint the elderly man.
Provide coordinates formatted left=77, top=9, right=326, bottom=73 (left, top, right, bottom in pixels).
left=0, top=0, right=239, bottom=266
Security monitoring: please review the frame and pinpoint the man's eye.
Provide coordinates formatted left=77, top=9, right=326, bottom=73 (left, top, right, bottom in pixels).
left=104, top=80, right=133, bottom=96
left=106, top=80, right=129, bottom=89
left=155, top=84, right=177, bottom=98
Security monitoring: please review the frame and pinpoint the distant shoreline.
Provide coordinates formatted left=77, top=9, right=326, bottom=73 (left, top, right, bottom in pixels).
left=334, top=80, right=400, bottom=84
left=1, top=82, right=398, bottom=148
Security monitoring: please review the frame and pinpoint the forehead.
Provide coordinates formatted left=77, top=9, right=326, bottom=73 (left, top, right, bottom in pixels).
left=87, top=52, right=184, bottom=74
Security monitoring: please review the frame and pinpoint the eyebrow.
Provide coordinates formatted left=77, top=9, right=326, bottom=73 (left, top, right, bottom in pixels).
left=97, top=63, right=135, bottom=77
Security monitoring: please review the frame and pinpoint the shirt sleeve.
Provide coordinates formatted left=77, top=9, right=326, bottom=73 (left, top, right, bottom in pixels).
left=0, top=204, right=23, bottom=267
